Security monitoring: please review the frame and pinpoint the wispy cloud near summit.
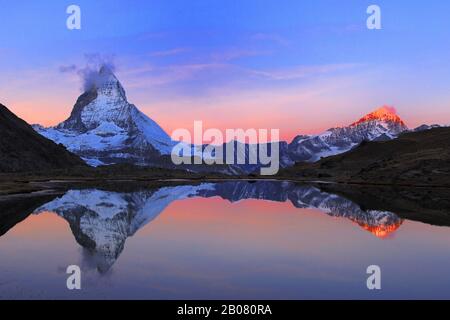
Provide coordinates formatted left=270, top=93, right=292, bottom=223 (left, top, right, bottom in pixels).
left=60, top=54, right=116, bottom=91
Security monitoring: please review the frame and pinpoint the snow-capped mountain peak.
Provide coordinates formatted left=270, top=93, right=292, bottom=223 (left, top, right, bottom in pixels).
left=58, top=67, right=136, bottom=132
left=350, top=106, right=406, bottom=127
left=95, top=66, right=126, bottom=96
left=35, top=66, right=175, bottom=166
left=288, top=106, right=409, bottom=162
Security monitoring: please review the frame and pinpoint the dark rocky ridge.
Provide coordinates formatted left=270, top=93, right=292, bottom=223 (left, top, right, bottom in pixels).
left=0, top=194, right=59, bottom=236
left=0, top=103, right=86, bottom=172
left=281, top=127, right=450, bottom=187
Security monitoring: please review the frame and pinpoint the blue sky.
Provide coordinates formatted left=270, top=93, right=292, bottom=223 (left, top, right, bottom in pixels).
left=1, top=0, right=450, bottom=140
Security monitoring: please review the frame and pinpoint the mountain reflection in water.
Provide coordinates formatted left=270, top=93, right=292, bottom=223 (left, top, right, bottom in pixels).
left=31, top=181, right=404, bottom=273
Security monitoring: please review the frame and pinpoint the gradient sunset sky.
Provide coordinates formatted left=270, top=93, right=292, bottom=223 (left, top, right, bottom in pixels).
left=1, top=0, right=450, bottom=141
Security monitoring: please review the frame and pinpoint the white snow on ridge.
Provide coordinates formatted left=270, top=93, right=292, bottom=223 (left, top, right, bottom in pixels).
left=130, top=106, right=175, bottom=155
left=37, top=125, right=129, bottom=152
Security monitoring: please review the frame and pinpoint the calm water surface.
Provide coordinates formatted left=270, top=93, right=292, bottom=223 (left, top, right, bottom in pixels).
left=0, top=181, right=450, bottom=299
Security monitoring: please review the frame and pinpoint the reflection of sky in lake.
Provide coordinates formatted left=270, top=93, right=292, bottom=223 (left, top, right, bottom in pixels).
left=1, top=182, right=450, bottom=299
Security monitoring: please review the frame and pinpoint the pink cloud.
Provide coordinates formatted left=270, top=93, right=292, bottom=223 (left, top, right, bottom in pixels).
left=149, top=48, right=191, bottom=57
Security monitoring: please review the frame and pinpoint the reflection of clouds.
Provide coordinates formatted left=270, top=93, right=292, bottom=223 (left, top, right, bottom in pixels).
left=59, top=247, right=116, bottom=291
left=77, top=247, right=117, bottom=289
left=80, top=246, right=101, bottom=271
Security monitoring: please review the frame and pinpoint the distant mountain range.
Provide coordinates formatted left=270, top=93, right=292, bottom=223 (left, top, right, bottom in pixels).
left=0, top=103, right=85, bottom=172
left=30, top=66, right=443, bottom=174
left=282, top=126, right=450, bottom=187
left=0, top=65, right=445, bottom=175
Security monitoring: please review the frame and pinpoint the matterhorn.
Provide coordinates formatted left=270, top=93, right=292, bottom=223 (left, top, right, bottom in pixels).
left=35, top=66, right=175, bottom=166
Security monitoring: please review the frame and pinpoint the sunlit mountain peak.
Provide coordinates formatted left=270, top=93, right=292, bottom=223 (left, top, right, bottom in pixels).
left=352, top=105, right=407, bottom=127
